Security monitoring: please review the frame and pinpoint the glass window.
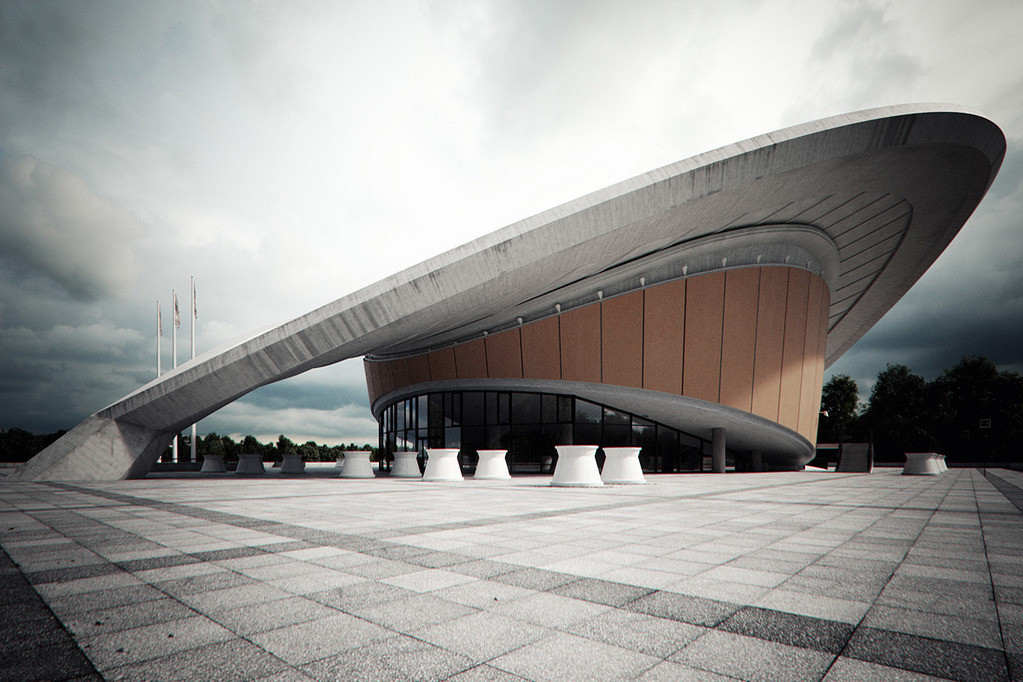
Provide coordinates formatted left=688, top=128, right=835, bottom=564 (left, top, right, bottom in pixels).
left=575, top=400, right=602, bottom=424
left=498, top=393, right=510, bottom=423
left=418, top=395, right=428, bottom=431
left=485, top=392, right=498, bottom=424
left=445, top=426, right=461, bottom=449
left=463, top=392, right=484, bottom=426
left=541, top=394, right=558, bottom=424
left=486, top=425, right=510, bottom=450
left=603, top=407, right=630, bottom=427
left=558, top=396, right=573, bottom=422
left=603, top=424, right=630, bottom=447
left=511, top=393, right=541, bottom=424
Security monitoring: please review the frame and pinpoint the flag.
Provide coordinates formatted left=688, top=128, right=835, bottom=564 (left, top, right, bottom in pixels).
left=192, top=278, right=197, bottom=318
left=158, top=302, right=163, bottom=337
left=173, top=291, right=180, bottom=328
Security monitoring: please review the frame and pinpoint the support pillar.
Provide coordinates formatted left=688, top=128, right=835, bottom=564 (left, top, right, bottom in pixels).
left=711, top=428, right=726, bottom=473
left=751, top=449, right=763, bottom=473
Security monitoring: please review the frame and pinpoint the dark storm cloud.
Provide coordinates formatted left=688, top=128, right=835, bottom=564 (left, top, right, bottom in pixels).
left=237, top=379, right=370, bottom=413
left=0, top=155, right=142, bottom=301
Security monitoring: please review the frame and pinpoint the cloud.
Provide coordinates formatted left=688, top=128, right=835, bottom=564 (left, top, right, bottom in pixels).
left=0, top=155, right=142, bottom=300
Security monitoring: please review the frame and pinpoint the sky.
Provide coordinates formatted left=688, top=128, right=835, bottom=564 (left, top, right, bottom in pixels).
left=1, top=0, right=1021, bottom=445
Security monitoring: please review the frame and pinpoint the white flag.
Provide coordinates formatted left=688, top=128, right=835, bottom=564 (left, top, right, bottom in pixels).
left=173, top=291, right=180, bottom=328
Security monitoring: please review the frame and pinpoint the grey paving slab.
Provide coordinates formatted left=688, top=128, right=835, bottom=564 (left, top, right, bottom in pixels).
left=300, top=633, right=476, bottom=682
left=249, top=612, right=393, bottom=665
left=670, top=629, right=835, bottom=682
left=2, top=468, right=1023, bottom=681
left=411, top=610, right=552, bottom=660
left=101, top=638, right=290, bottom=682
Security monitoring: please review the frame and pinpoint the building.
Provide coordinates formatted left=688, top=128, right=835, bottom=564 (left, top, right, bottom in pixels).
left=12, top=104, right=1005, bottom=480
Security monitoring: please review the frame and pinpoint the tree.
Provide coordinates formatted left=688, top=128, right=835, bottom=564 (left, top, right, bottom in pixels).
left=818, top=375, right=859, bottom=442
left=862, top=364, right=934, bottom=460
left=930, top=356, right=1023, bottom=464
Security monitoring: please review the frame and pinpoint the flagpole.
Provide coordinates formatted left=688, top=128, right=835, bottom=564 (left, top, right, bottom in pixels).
left=156, top=300, right=162, bottom=378
left=172, top=289, right=178, bottom=464
left=190, top=276, right=196, bottom=464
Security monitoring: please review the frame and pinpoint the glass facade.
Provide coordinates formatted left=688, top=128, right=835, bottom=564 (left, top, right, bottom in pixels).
left=379, top=390, right=715, bottom=474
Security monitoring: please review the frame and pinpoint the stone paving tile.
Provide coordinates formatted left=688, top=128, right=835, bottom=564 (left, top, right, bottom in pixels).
left=491, top=591, right=612, bottom=628
left=626, top=589, right=741, bottom=627
left=489, top=631, right=660, bottom=682
left=62, top=597, right=199, bottom=638
left=300, top=633, right=476, bottom=682
left=78, top=614, right=236, bottom=671
left=102, top=637, right=290, bottom=682
left=842, top=625, right=1009, bottom=681
left=204, top=595, right=340, bottom=635
left=822, top=656, right=954, bottom=681
left=4, top=468, right=1023, bottom=681
left=306, top=580, right=418, bottom=612
left=718, top=605, right=853, bottom=653
left=345, top=591, right=478, bottom=630
left=671, top=629, right=835, bottom=682
left=562, top=608, right=705, bottom=658
left=411, top=610, right=552, bottom=660
left=550, top=576, right=654, bottom=607
left=249, top=612, right=393, bottom=665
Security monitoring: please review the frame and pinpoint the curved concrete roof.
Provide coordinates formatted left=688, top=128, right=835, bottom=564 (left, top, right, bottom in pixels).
left=13, top=103, right=1005, bottom=480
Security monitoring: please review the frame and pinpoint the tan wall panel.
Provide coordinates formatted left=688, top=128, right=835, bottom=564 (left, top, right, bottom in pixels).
left=521, top=316, right=561, bottom=380
left=485, top=328, right=523, bottom=379
left=797, top=276, right=826, bottom=439
left=601, top=291, right=644, bottom=388
left=751, top=268, right=789, bottom=422
left=407, top=353, right=431, bottom=386
left=560, top=304, right=601, bottom=383
left=427, top=347, right=457, bottom=382
left=642, top=279, right=685, bottom=394
left=778, top=269, right=810, bottom=430
left=719, top=269, right=760, bottom=412
left=454, top=338, right=488, bottom=379
left=682, top=271, right=725, bottom=403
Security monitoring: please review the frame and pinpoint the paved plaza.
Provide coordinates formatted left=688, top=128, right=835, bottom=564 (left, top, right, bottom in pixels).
left=2, top=467, right=1022, bottom=681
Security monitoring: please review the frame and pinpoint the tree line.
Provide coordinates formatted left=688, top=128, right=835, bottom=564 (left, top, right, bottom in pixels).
left=820, top=355, right=1023, bottom=465
left=172, top=433, right=378, bottom=464
left=0, top=429, right=375, bottom=464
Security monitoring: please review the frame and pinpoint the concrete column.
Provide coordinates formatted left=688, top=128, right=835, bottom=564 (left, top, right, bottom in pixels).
left=751, top=449, right=763, bottom=472
left=711, top=428, right=726, bottom=473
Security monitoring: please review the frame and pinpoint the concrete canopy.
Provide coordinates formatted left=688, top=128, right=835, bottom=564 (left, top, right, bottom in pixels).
left=13, top=103, right=1005, bottom=480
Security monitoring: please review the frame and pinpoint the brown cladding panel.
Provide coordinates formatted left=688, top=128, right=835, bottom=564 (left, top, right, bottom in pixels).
left=485, top=328, right=523, bottom=379
left=364, top=360, right=382, bottom=405
left=601, top=291, right=644, bottom=389
left=682, top=271, right=725, bottom=403
left=454, top=338, right=489, bottom=379
left=719, top=269, right=760, bottom=412
left=560, top=304, right=601, bottom=383
left=521, top=316, right=561, bottom=380
left=427, top=347, right=457, bottom=382
left=751, top=267, right=789, bottom=422
left=407, top=353, right=431, bottom=386
left=778, top=269, right=810, bottom=430
left=391, top=357, right=411, bottom=392
left=797, top=275, right=826, bottom=439
left=643, top=280, right=686, bottom=394
left=377, top=358, right=396, bottom=397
